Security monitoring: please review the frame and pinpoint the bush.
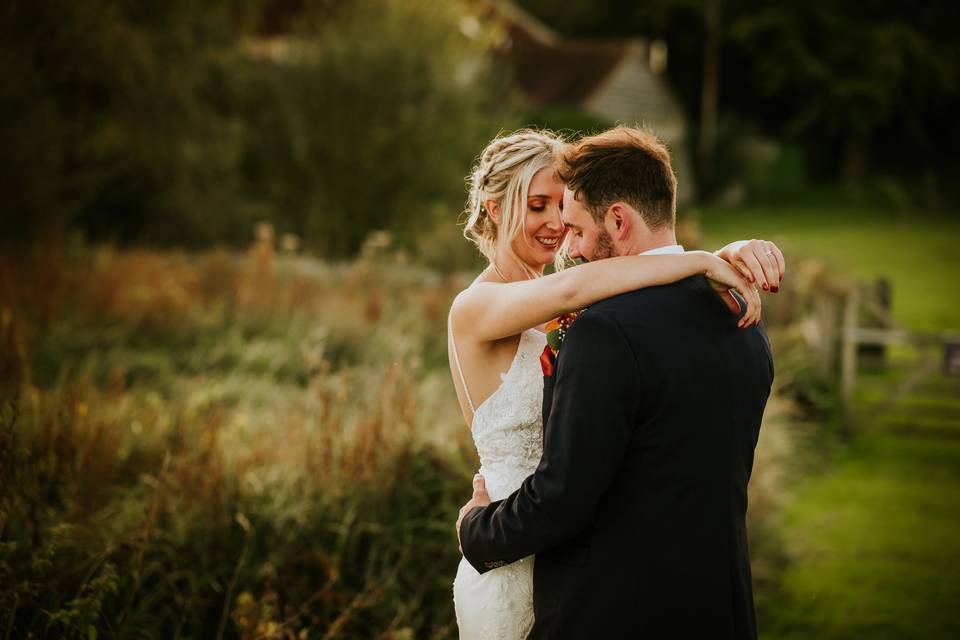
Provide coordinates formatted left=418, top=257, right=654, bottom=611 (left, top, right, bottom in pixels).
left=0, top=0, right=515, bottom=257
left=1, top=245, right=479, bottom=638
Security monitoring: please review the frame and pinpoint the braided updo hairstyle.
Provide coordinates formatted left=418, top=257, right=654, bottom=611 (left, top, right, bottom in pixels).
left=464, top=129, right=565, bottom=272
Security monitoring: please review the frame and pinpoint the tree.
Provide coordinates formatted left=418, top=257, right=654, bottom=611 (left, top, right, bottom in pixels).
left=235, top=0, right=509, bottom=256
left=699, top=0, right=721, bottom=194
left=518, top=0, right=960, bottom=188
left=0, top=0, right=510, bottom=254
left=728, top=0, right=960, bottom=181
left=0, top=0, right=262, bottom=247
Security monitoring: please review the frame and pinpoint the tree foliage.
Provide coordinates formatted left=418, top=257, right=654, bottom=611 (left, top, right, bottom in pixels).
left=0, top=0, right=508, bottom=254
left=728, top=0, right=960, bottom=179
left=0, top=0, right=260, bottom=246
left=234, top=0, right=507, bottom=256
left=517, top=0, right=960, bottom=184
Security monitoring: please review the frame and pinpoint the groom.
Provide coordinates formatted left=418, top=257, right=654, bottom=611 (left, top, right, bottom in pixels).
left=457, top=126, right=774, bottom=639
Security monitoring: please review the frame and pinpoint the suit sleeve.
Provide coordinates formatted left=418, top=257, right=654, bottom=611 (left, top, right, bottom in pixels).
left=459, top=309, right=642, bottom=574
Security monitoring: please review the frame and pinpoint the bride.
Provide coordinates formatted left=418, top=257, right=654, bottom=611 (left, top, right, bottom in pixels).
left=448, top=129, right=782, bottom=639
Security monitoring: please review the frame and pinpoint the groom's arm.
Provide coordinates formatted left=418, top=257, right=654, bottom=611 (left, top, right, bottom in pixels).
left=459, top=309, right=643, bottom=574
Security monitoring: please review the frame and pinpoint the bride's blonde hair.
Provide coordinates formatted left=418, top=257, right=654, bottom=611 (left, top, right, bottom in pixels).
left=464, top=129, right=565, bottom=276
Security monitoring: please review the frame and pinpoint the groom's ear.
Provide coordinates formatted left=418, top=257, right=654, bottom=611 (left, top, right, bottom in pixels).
left=608, top=203, right=632, bottom=240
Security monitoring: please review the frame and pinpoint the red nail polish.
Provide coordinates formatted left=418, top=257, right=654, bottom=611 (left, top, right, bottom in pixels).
left=771, top=286, right=779, bottom=293
left=762, top=283, right=768, bottom=291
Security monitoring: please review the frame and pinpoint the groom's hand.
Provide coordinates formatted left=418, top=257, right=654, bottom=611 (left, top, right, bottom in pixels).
left=714, top=289, right=743, bottom=316
left=456, top=474, right=491, bottom=552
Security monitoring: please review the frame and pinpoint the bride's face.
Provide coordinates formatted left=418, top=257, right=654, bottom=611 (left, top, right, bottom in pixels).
left=510, top=168, right=566, bottom=269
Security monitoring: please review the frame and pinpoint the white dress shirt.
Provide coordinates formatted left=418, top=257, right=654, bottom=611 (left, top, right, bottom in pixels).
left=639, top=244, right=685, bottom=256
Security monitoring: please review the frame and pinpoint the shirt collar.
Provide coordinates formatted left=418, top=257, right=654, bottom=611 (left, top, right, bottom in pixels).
left=639, top=244, right=685, bottom=256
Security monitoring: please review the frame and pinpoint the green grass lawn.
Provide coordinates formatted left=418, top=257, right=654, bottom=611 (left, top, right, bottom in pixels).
left=765, top=430, right=960, bottom=639
left=770, top=356, right=960, bottom=639
left=701, top=204, right=960, bottom=639
left=698, top=204, right=960, bottom=330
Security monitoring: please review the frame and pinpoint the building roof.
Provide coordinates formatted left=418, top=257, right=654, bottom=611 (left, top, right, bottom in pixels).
left=504, top=21, right=637, bottom=106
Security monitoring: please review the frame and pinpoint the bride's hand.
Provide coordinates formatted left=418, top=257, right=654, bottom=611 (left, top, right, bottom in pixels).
left=715, top=239, right=786, bottom=292
left=694, top=252, right=762, bottom=328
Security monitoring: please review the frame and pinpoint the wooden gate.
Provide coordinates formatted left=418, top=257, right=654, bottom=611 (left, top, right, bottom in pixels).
left=835, top=279, right=960, bottom=431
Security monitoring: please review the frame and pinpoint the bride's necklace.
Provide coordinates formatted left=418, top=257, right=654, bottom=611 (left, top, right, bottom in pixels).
left=492, top=258, right=536, bottom=283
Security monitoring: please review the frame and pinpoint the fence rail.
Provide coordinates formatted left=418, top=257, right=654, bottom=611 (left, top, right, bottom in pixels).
left=805, top=277, right=959, bottom=420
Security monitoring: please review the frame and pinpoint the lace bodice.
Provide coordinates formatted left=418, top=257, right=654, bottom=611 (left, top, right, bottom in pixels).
left=452, top=328, right=545, bottom=640
left=470, top=329, right=546, bottom=500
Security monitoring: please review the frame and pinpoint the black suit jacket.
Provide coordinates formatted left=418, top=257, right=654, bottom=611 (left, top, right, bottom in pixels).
left=459, top=276, right=774, bottom=639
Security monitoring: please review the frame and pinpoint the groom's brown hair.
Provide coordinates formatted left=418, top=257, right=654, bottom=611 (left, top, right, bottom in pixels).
left=558, top=126, right=677, bottom=231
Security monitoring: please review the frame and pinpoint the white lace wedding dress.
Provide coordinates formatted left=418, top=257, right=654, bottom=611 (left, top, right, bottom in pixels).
left=450, top=328, right=546, bottom=640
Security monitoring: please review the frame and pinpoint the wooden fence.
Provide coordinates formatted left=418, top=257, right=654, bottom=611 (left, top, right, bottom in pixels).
left=803, top=277, right=960, bottom=420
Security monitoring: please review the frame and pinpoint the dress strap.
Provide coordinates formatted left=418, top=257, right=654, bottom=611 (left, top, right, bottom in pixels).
left=448, top=313, right=476, bottom=415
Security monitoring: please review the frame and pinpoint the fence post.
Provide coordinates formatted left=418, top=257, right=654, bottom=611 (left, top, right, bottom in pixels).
left=816, top=294, right=839, bottom=379
left=945, top=341, right=960, bottom=376
left=859, top=277, right=891, bottom=369
left=841, top=285, right=860, bottom=419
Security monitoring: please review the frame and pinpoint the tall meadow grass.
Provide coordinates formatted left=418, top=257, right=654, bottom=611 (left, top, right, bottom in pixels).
left=0, top=235, right=828, bottom=638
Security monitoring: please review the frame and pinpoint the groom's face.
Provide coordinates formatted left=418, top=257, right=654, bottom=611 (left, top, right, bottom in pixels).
left=561, top=187, right=616, bottom=262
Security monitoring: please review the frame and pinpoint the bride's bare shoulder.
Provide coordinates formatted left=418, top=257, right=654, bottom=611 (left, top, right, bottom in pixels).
left=450, top=270, right=498, bottom=320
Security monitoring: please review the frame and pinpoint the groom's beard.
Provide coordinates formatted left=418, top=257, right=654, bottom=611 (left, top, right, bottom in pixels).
left=585, top=227, right=616, bottom=262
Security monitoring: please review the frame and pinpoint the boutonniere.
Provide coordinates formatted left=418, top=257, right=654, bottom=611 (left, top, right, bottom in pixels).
left=539, top=310, right=584, bottom=377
